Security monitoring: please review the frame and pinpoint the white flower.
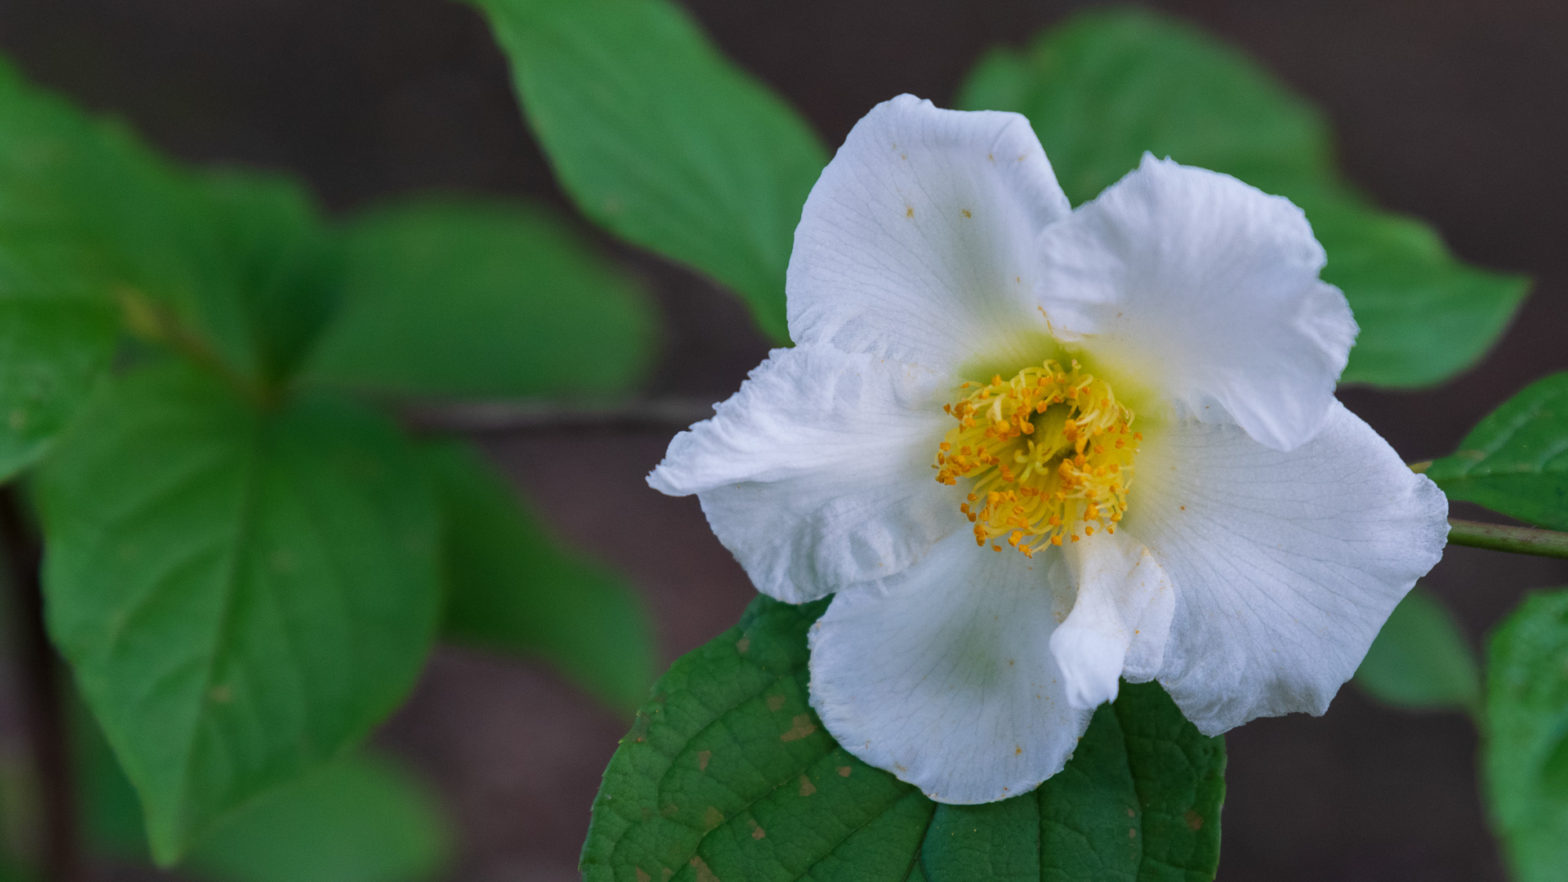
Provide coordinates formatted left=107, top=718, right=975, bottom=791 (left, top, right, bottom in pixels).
left=649, top=95, right=1449, bottom=804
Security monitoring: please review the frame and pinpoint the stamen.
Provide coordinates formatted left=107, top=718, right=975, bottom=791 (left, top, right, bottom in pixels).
left=933, top=359, right=1138, bottom=557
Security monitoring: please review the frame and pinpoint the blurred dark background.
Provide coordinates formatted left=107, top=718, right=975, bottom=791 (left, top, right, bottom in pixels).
left=1, top=0, right=1565, bottom=879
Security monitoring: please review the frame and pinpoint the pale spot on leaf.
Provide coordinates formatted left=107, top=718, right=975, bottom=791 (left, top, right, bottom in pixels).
left=697, top=750, right=711, bottom=771
left=690, top=856, right=719, bottom=882
left=766, top=694, right=785, bottom=712
left=799, top=774, right=816, bottom=796
left=779, top=714, right=816, bottom=742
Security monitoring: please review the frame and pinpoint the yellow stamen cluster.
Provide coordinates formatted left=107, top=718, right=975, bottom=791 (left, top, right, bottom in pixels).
left=933, top=359, right=1140, bottom=557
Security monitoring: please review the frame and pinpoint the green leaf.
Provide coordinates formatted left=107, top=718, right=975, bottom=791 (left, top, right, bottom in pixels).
left=1354, top=588, right=1479, bottom=713
left=0, top=299, right=117, bottom=483
left=423, top=440, right=656, bottom=711
left=581, top=596, right=1225, bottom=881
left=1483, top=589, right=1568, bottom=882
left=306, top=198, right=654, bottom=399
left=76, top=703, right=451, bottom=882
left=38, top=363, right=442, bottom=863
left=472, top=0, right=828, bottom=342
left=955, top=7, right=1526, bottom=388
left=956, top=8, right=1334, bottom=206
left=0, top=58, right=188, bottom=479
left=0, top=61, right=347, bottom=477
left=1292, top=186, right=1528, bottom=388
left=182, top=171, right=340, bottom=386
left=187, top=753, right=450, bottom=882
left=1427, top=373, right=1568, bottom=531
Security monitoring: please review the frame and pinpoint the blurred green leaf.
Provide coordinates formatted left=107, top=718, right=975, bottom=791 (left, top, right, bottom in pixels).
left=187, top=754, right=450, bottom=882
left=1428, top=373, right=1568, bottom=531
left=1484, top=589, right=1568, bottom=882
left=0, top=61, right=347, bottom=480
left=423, top=440, right=656, bottom=712
left=38, top=363, right=441, bottom=863
left=77, top=704, right=451, bottom=882
left=957, top=7, right=1334, bottom=205
left=183, top=171, right=340, bottom=386
left=1292, top=186, right=1528, bottom=388
left=0, top=58, right=188, bottom=480
left=956, top=7, right=1526, bottom=388
left=0, top=299, right=116, bottom=484
left=473, top=0, right=827, bottom=342
left=582, top=596, right=1225, bottom=881
left=1354, top=588, right=1479, bottom=713
left=306, top=198, right=653, bottom=400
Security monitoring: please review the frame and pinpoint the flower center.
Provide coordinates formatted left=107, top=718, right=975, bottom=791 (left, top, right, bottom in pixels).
left=934, top=359, right=1140, bottom=557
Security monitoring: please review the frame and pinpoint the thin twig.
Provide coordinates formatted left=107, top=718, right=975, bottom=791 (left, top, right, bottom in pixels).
left=1447, top=518, right=1568, bottom=560
left=403, top=398, right=716, bottom=435
left=0, top=489, right=81, bottom=882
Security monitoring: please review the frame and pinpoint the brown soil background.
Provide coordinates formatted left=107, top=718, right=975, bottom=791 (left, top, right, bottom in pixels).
left=3, top=0, right=1567, bottom=879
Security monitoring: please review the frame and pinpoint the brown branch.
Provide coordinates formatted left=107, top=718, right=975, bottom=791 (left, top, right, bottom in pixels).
left=402, top=398, right=716, bottom=435
left=0, top=488, right=81, bottom=882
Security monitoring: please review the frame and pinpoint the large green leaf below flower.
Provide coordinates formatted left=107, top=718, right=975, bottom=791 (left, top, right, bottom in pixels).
left=1427, top=373, right=1568, bottom=531
left=581, top=595, right=1225, bottom=881
left=957, top=7, right=1526, bottom=389
left=470, top=0, right=826, bottom=343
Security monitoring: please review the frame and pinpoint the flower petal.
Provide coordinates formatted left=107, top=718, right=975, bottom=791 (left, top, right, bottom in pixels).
left=1051, top=533, right=1175, bottom=710
left=788, top=94, right=1072, bottom=373
left=648, top=345, right=957, bottom=602
left=808, top=532, right=1092, bottom=803
left=1123, top=401, right=1449, bottom=735
left=1036, top=155, right=1356, bottom=451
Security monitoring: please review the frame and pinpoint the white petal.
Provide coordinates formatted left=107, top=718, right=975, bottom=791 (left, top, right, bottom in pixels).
left=1124, top=402, right=1449, bottom=735
left=648, top=345, right=957, bottom=602
left=788, top=94, right=1072, bottom=373
left=1036, top=155, right=1356, bottom=451
left=1050, top=533, right=1175, bottom=709
left=808, top=532, right=1092, bottom=804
